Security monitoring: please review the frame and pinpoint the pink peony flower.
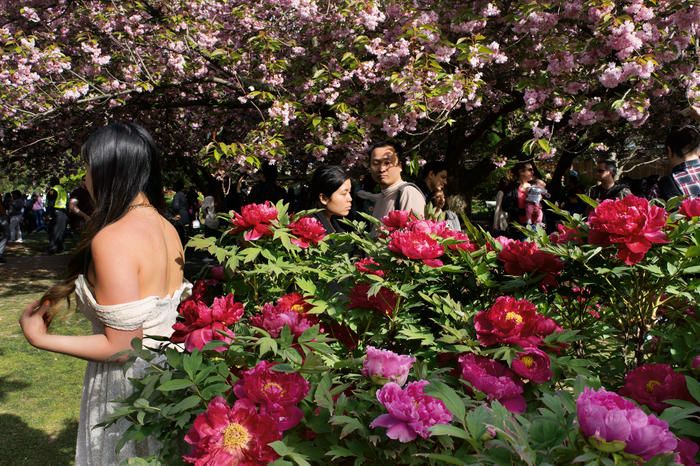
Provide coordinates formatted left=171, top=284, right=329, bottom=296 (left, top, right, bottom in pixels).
left=233, top=361, right=310, bottom=431
left=587, top=195, right=668, bottom=265
left=370, top=380, right=452, bottom=442
left=388, top=230, right=445, bottom=267
left=439, top=229, right=477, bottom=252
left=693, top=355, right=700, bottom=371
left=619, top=363, right=693, bottom=412
left=171, top=294, right=243, bottom=352
left=250, top=302, right=318, bottom=338
left=676, top=438, right=699, bottom=466
left=210, top=265, right=225, bottom=281
left=381, top=210, right=416, bottom=231
left=348, top=283, right=398, bottom=316
left=680, top=198, right=700, bottom=218
left=511, top=347, right=553, bottom=383
left=231, top=202, right=278, bottom=241
left=549, top=224, right=584, bottom=244
left=183, top=396, right=280, bottom=465
left=355, top=257, right=386, bottom=277
left=363, top=346, right=416, bottom=386
left=474, top=296, right=560, bottom=348
left=497, top=238, right=564, bottom=288
left=289, top=216, right=326, bottom=248
left=458, top=353, right=526, bottom=413
left=576, top=387, right=678, bottom=460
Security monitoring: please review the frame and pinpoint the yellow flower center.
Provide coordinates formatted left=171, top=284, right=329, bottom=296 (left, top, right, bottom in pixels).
left=646, top=379, right=661, bottom=393
left=291, top=304, right=305, bottom=313
left=505, top=312, right=523, bottom=324
left=520, top=355, right=535, bottom=368
left=223, top=422, right=249, bottom=451
left=264, top=381, right=285, bottom=395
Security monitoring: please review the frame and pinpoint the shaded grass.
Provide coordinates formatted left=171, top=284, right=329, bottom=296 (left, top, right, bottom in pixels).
left=0, top=241, right=90, bottom=466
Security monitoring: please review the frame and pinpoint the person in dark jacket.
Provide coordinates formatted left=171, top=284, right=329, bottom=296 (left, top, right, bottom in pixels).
left=308, top=165, right=353, bottom=233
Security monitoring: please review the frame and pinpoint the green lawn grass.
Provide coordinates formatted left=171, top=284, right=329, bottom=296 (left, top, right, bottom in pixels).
left=0, top=233, right=90, bottom=466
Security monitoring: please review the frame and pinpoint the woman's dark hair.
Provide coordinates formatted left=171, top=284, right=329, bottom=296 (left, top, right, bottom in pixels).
left=41, top=122, right=165, bottom=319
left=308, top=165, right=348, bottom=209
left=510, top=161, right=540, bottom=186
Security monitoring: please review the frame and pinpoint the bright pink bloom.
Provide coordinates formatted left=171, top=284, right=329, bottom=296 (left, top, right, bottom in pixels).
left=363, top=346, right=416, bottom=386
left=676, top=438, right=699, bottom=466
left=381, top=210, right=416, bottom=231
left=171, top=294, right=243, bottom=352
left=439, top=229, right=477, bottom=252
left=497, top=238, right=564, bottom=288
left=289, top=216, right=326, bottom=248
left=587, top=195, right=668, bottom=265
left=388, top=230, right=445, bottom=267
left=348, top=283, right=398, bottom=316
left=458, top=353, right=526, bottom=413
left=549, top=224, right=584, bottom=244
left=231, top=202, right=278, bottom=241
left=680, top=198, right=700, bottom=218
left=576, top=387, right=678, bottom=460
left=406, top=219, right=447, bottom=235
left=474, top=296, right=560, bottom=348
left=233, top=361, right=310, bottom=431
left=370, top=380, right=452, bottom=442
left=355, top=257, right=386, bottom=277
left=183, top=396, right=280, bottom=465
left=250, top=302, right=318, bottom=338
left=511, top=347, right=552, bottom=383
left=619, top=363, right=692, bottom=412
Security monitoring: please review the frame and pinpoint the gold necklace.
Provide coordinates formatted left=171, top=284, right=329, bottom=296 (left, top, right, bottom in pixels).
left=125, top=202, right=155, bottom=213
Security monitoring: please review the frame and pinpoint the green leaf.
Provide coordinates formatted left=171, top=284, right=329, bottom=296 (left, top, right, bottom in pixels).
left=430, top=423, right=469, bottom=439
left=424, top=380, right=466, bottom=422
left=415, top=454, right=469, bottom=465
left=158, top=379, right=193, bottom=392
left=170, top=395, right=202, bottom=414
left=183, top=351, right=202, bottom=379
left=685, top=376, right=700, bottom=404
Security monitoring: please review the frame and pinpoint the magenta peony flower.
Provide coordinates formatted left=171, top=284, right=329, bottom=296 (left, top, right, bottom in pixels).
left=348, top=283, right=398, bottom=316
left=458, top=353, right=526, bottom=413
left=355, top=257, right=386, bottom=277
left=549, top=224, right=584, bottom=244
left=210, top=265, right=225, bottom=281
left=370, top=380, right=452, bottom=442
left=680, top=198, right=700, bottom=218
left=587, top=195, right=668, bottom=265
left=171, top=294, right=243, bottom=352
left=474, top=296, right=560, bottom=348
left=497, top=238, right=564, bottom=288
left=183, top=396, right=280, bottom=465
left=576, top=387, right=678, bottom=460
left=231, top=201, right=278, bottom=241
left=406, top=219, right=448, bottom=235
left=511, top=347, right=553, bottom=383
left=381, top=210, right=416, bottom=231
left=233, top=361, right=310, bottom=431
left=676, top=438, right=699, bottom=466
left=289, top=216, right=326, bottom=248
left=250, top=302, right=318, bottom=338
left=619, top=363, right=692, bottom=412
left=388, top=229, right=445, bottom=267
left=363, top=346, right=416, bottom=386
left=190, top=279, right=220, bottom=302
left=693, top=355, right=700, bottom=371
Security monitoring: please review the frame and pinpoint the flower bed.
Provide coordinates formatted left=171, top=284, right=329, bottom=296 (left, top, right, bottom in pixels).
left=109, top=197, right=700, bottom=465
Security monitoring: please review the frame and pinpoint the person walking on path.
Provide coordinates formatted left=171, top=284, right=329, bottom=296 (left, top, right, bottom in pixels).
left=47, top=176, right=69, bottom=254
left=19, top=122, right=188, bottom=465
left=8, top=190, right=25, bottom=243
left=31, top=192, right=46, bottom=232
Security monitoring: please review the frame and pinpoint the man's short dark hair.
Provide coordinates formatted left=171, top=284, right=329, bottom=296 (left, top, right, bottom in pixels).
left=666, top=126, right=700, bottom=158
left=367, top=140, right=403, bottom=161
left=49, top=176, right=60, bottom=186
left=420, top=160, right=448, bottom=180
left=598, top=159, right=618, bottom=176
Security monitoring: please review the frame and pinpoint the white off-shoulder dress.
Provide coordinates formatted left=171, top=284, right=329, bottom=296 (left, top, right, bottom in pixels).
left=73, top=274, right=191, bottom=466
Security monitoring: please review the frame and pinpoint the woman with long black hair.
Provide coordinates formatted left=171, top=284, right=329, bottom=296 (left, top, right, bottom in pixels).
left=19, top=122, right=189, bottom=464
left=308, top=164, right=353, bottom=233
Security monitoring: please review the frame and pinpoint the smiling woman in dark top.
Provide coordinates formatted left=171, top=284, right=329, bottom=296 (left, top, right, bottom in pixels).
left=309, top=165, right=353, bottom=233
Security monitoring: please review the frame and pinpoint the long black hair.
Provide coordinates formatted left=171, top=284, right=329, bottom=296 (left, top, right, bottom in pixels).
left=307, top=165, right=349, bottom=209
left=41, top=122, right=165, bottom=317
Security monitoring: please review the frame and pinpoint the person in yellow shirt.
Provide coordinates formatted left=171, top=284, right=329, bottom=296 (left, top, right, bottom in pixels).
left=47, top=176, right=68, bottom=254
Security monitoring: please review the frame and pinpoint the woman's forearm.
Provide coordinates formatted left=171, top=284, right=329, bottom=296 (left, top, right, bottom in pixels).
left=30, top=332, right=136, bottom=363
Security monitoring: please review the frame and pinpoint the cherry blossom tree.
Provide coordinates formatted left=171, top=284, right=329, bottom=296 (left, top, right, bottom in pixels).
left=1, top=0, right=698, bottom=197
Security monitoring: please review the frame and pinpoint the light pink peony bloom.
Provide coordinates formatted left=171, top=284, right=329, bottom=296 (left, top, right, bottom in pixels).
left=458, top=353, right=526, bottom=413
left=363, top=346, right=416, bottom=386
left=511, top=347, right=553, bottom=383
left=370, top=381, right=452, bottom=442
left=576, top=387, right=678, bottom=460
left=250, top=302, right=318, bottom=338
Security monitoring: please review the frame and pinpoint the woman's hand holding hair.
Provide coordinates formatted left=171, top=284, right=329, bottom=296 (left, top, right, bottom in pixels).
left=19, top=300, right=51, bottom=348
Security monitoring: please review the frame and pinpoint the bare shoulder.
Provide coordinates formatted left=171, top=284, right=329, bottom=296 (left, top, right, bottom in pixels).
left=91, top=219, right=142, bottom=263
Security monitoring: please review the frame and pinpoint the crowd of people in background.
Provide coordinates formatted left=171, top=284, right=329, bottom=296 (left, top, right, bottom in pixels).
left=2, top=126, right=698, bottom=264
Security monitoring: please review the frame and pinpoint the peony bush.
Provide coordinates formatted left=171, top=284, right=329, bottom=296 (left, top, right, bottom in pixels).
left=106, top=197, right=700, bottom=465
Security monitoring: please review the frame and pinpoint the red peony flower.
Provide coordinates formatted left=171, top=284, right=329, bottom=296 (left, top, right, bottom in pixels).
left=587, top=195, right=668, bottom=265
left=497, top=238, right=564, bottom=288
left=511, top=347, right=553, bottom=383
left=289, top=216, right=326, bottom=248
left=231, top=202, right=278, bottom=241
left=388, top=230, right=445, bottom=267
left=549, top=224, right=584, bottom=244
left=190, top=279, right=221, bottom=302
left=676, top=437, right=699, bottom=466
left=171, top=294, right=243, bottom=352
left=355, top=257, right=386, bottom=277
left=438, top=229, right=478, bottom=252
left=381, top=210, right=416, bottom=231
left=348, top=283, right=399, bottom=316
left=474, top=296, right=558, bottom=348
left=680, top=198, right=700, bottom=218
left=276, top=292, right=312, bottom=314
left=233, top=361, right=310, bottom=431
left=250, top=302, right=319, bottom=338
left=619, top=363, right=693, bottom=412
left=210, top=265, right=225, bottom=281
left=183, top=396, right=280, bottom=465
left=458, top=353, right=526, bottom=413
